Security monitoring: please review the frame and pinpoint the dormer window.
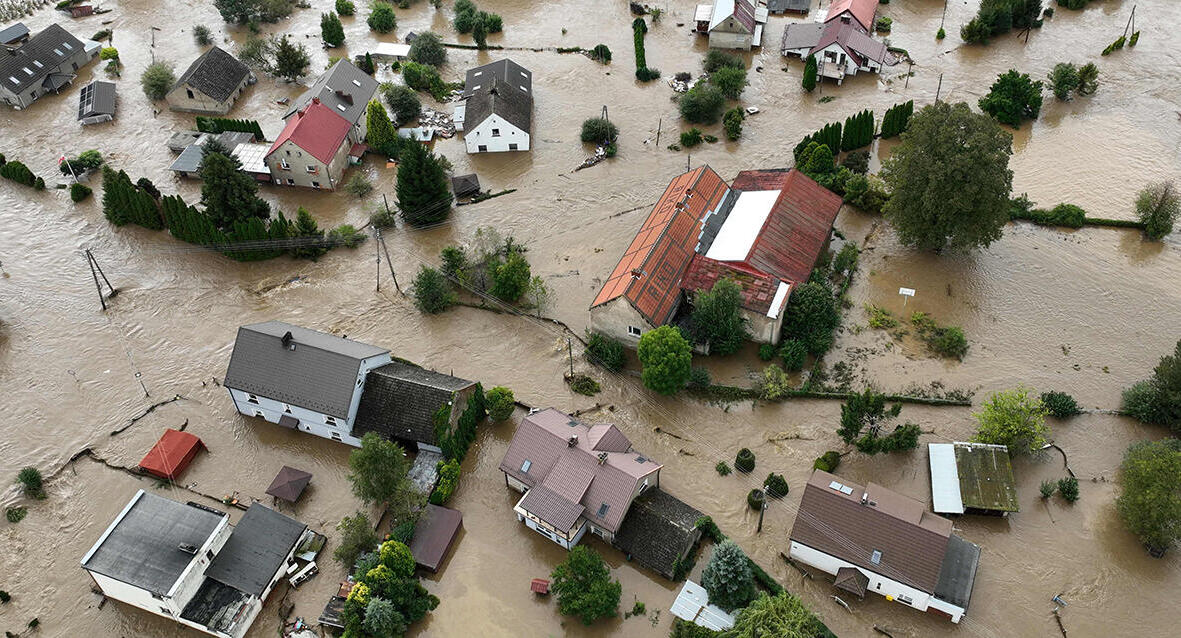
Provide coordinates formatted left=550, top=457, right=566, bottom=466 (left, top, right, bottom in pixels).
left=62, top=42, right=72, bottom=50
left=53, top=48, right=63, bottom=56
left=22, top=68, right=32, bottom=76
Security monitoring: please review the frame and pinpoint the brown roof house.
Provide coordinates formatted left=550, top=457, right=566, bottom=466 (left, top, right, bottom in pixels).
left=498, top=408, right=662, bottom=549
left=789, top=470, right=981, bottom=623
left=589, top=166, right=843, bottom=347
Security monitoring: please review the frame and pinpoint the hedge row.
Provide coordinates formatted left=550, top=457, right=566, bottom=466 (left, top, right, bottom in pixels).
left=841, top=109, right=874, bottom=152
left=195, top=117, right=265, bottom=141
left=434, top=382, right=487, bottom=462
left=632, top=18, right=659, bottom=81
left=879, top=100, right=914, bottom=138
left=794, top=122, right=841, bottom=162
left=692, top=383, right=972, bottom=406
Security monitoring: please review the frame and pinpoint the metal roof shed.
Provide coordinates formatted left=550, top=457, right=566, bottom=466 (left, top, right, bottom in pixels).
left=408, top=504, right=463, bottom=572
left=139, top=429, right=206, bottom=480
left=670, top=580, right=736, bottom=631
left=78, top=80, right=116, bottom=124
left=928, top=443, right=964, bottom=514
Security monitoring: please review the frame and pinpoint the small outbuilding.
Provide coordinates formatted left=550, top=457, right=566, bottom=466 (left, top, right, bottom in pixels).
left=0, top=22, right=30, bottom=46
left=139, top=429, right=206, bottom=480
left=451, top=173, right=480, bottom=198
left=266, top=466, right=313, bottom=503
left=371, top=42, right=411, bottom=61
left=166, top=46, right=253, bottom=115
left=78, top=79, right=116, bottom=124
left=768, top=0, right=811, bottom=14
left=670, top=580, right=736, bottom=631
left=408, top=504, right=463, bottom=573
left=928, top=442, right=1019, bottom=516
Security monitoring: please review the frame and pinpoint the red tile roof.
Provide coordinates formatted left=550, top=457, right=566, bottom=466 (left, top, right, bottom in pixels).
left=682, top=254, right=782, bottom=315
left=826, top=0, right=878, bottom=32
left=590, top=166, right=729, bottom=325
left=266, top=99, right=352, bottom=166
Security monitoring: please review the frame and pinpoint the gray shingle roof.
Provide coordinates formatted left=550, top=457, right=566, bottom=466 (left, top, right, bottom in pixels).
left=0, top=23, right=84, bottom=94
left=223, top=321, right=389, bottom=419
left=934, top=534, right=981, bottom=608
left=768, top=0, right=811, bottom=12
left=462, top=58, right=532, bottom=133
left=205, top=503, right=306, bottom=597
left=172, top=46, right=250, bottom=103
left=353, top=361, right=475, bottom=446
left=78, top=79, right=115, bottom=119
left=612, top=488, right=703, bottom=579
left=284, top=59, right=377, bottom=126
left=82, top=491, right=226, bottom=595
left=0, top=22, right=30, bottom=45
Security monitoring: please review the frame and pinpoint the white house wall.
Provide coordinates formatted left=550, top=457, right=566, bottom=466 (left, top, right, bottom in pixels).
left=789, top=540, right=966, bottom=623
left=588, top=298, right=659, bottom=348
left=166, top=79, right=248, bottom=115
left=709, top=30, right=753, bottom=50
left=464, top=113, right=529, bottom=153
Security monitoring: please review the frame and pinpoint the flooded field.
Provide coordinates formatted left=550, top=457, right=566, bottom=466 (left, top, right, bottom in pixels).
left=1, top=1, right=1180, bottom=637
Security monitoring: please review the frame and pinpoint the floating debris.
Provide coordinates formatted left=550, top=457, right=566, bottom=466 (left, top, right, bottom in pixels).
left=418, top=107, right=456, bottom=139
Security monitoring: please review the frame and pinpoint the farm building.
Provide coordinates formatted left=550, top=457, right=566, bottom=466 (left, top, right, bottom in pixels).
left=928, top=442, right=1020, bottom=516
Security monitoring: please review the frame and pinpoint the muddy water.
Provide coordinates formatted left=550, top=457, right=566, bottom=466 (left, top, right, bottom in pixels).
left=2, top=1, right=1180, bottom=637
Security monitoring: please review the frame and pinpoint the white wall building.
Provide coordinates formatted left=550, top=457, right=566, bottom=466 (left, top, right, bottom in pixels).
left=454, top=58, right=532, bottom=153
left=695, top=0, right=768, bottom=50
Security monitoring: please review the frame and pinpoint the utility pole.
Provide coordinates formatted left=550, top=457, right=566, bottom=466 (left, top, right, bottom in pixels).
left=940, top=0, right=947, bottom=31
left=935, top=73, right=944, bottom=103
left=382, top=193, right=392, bottom=221
left=905, top=61, right=913, bottom=89
left=567, top=337, right=574, bottom=377
left=377, top=229, right=401, bottom=294
left=686, top=154, right=690, bottom=173
left=656, top=117, right=661, bottom=147
left=85, top=249, right=117, bottom=311
left=374, top=228, right=382, bottom=292
left=757, top=490, right=767, bottom=533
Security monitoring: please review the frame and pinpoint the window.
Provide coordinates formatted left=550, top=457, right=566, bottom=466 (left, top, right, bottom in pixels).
left=247, top=394, right=259, bottom=404
left=286, top=178, right=295, bottom=185
left=206, top=550, right=214, bottom=561
left=331, top=432, right=342, bottom=441
left=280, top=159, right=291, bottom=170
left=283, top=403, right=292, bottom=414
left=508, top=143, right=518, bottom=151
left=870, top=550, right=882, bottom=564
left=151, top=592, right=165, bottom=601
left=186, top=88, right=194, bottom=99
left=7, top=76, right=17, bottom=84
left=254, top=410, right=264, bottom=417
left=22, top=67, right=32, bottom=76
left=491, top=128, right=500, bottom=137
left=62, top=41, right=72, bottom=50
left=306, top=165, right=317, bottom=174
left=351, top=79, right=361, bottom=87
left=32, top=60, right=42, bottom=68
left=53, top=48, right=63, bottom=56
left=337, top=104, right=346, bottom=112
left=325, top=416, right=337, bottom=426
left=597, top=503, right=609, bottom=517
left=285, top=149, right=290, bottom=156
left=477, top=145, right=487, bottom=152
left=312, top=181, right=321, bottom=189
left=521, top=459, right=532, bottom=473
left=627, top=326, right=642, bottom=337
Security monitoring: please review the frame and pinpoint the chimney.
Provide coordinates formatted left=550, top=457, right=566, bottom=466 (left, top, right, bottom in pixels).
left=335, top=89, right=353, bottom=105
left=311, top=96, right=320, bottom=105
left=281, top=331, right=294, bottom=349
left=568, top=435, right=578, bottom=447
left=630, top=269, right=643, bottom=279
left=598, top=452, right=608, bottom=465
left=860, top=492, right=868, bottom=505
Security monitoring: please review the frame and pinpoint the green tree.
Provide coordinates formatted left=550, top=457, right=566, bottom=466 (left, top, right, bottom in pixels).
left=140, top=61, right=175, bottom=100
left=454, top=0, right=478, bottom=33
left=409, top=32, right=446, bottom=66
left=17, top=467, right=45, bottom=499
left=729, top=592, right=831, bottom=638
left=580, top=117, right=618, bottom=144
left=363, top=597, right=406, bottom=637
left=710, top=66, right=747, bottom=100
left=691, top=278, right=748, bottom=356
left=471, top=17, right=488, bottom=49
left=703, top=50, right=743, bottom=73
left=213, top=0, right=257, bottom=23
left=1135, top=181, right=1180, bottom=241
left=336, top=0, right=356, bottom=16
left=485, top=386, right=515, bottom=421
left=973, top=386, right=1050, bottom=454
left=381, top=83, right=421, bottom=125
left=368, top=1, right=397, bottom=33
left=700, top=540, right=756, bottom=612
left=238, top=35, right=273, bottom=71
left=587, top=332, right=626, bottom=371
left=290, top=207, right=327, bottom=260
left=321, top=12, right=346, bottom=47
left=1117, top=438, right=1181, bottom=555
left=490, top=251, right=530, bottom=302
left=347, top=432, right=421, bottom=523
left=802, top=54, right=817, bottom=92
left=838, top=388, right=921, bottom=454
left=1077, top=62, right=1099, bottom=95
left=978, top=69, right=1044, bottom=127
left=782, top=281, right=838, bottom=356
left=366, top=99, right=398, bottom=152
left=550, top=546, right=621, bottom=625
left=1121, top=339, right=1181, bottom=430
left=378, top=540, right=416, bottom=577
left=723, top=107, right=744, bottom=141
left=272, top=34, right=310, bottom=82
left=881, top=101, right=1013, bottom=251
left=396, top=143, right=452, bottom=225
left=333, top=512, right=379, bottom=568
left=679, top=84, right=726, bottom=124
left=1047, top=62, right=1080, bottom=100
left=638, top=326, right=692, bottom=395
left=199, top=151, right=270, bottom=229
left=411, top=266, right=457, bottom=313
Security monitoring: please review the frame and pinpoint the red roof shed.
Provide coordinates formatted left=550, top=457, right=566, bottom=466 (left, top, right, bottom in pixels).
left=139, top=429, right=205, bottom=480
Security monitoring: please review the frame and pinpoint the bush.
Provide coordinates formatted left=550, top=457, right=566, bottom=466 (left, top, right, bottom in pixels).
left=411, top=266, right=457, bottom=314
left=6, top=507, right=27, bottom=523
left=813, top=451, right=841, bottom=472
left=0, top=590, right=9, bottom=603
left=782, top=281, right=839, bottom=357
left=1041, top=391, right=1081, bottom=418
left=1057, top=477, right=1080, bottom=503
left=747, top=488, right=765, bottom=510
left=723, top=107, right=744, bottom=141
left=590, top=44, right=612, bottom=63
left=1117, top=438, right=1181, bottom=555
left=973, top=386, right=1050, bottom=454
left=936, top=27, right=946, bottom=39
left=402, top=61, right=448, bottom=100
left=70, top=183, right=93, bottom=203
left=334, top=512, right=379, bottom=568
left=758, top=344, right=776, bottom=361
left=635, top=66, right=661, bottom=81
left=757, top=364, right=792, bottom=401
left=328, top=224, right=366, bottom=248
left=322, top=12, right=346, bottom=47
left=490, top=251, right=531, bottom=302
left=710, top=66, right=746, bottom=99
left=779, top=340, right=807, bottom=371
left=679, top=84, right=726, bottom=124
left=381, top=82, right=422, bottom=126
left=409, top=32, right=447, bottom=67
left=344, top=172, right=374, bottom=198
left=1040, top=479, right=1056, bottom=498
left=580, top=117, right=618, bottom=144
left=979, top=69, right=1044, bottom=127
left=1048, top=62, right=1080, bottom=100
left=336, top=0, right=356, bottom=16
left=140, top=61, right=175, bottom=100
left=370, top=205, right=397, bottom=228
left=875, top=16, right=892, bottom=32
left=485, top=386, right=515, bottom=422
left=586, top=332, right=626, bottom=371
left=17, top=467, right=44, bottom=499
left=429, top=459, right=461, bottom=505
left=689, top=366, right=711, bottom=388
left=765, top=473, right=789, bottom=498
left=715, top=461, right=731, bottom=476
left=911, top=311, right=969, bottom=359
left=680, top=128, right=704, bottom=148
left=368, top=2, right=397, bottom=33
left=842, top=150, right=870, bottom=175
left=1120, top=339, right=1181, bottom=430
left=637, top=326, right=692, bottom=395
left=704, top=50, right=743, bottom=73
left=568, top=374, right=601, bottom=396
left=734, top=448, right=755, bottom=473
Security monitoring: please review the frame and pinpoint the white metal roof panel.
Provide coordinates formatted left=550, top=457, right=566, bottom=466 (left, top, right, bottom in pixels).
left=704, top=189, right=780, bottom=261
left=372, top=42, right=411, bottom=58
left=929, top=443, right=964, bottom=514
left=670, top=580, right=736, bottom=631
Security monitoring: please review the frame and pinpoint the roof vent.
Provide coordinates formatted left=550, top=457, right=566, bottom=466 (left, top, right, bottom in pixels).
left=178, top=543, right=199, bottom=555
left=630, top=269, right=643, bottom=279
left=281, top=331, right=294, bottom=348
left=597, top=452, right=608, bottom=465
left=568, top=435, right=578, bottom=447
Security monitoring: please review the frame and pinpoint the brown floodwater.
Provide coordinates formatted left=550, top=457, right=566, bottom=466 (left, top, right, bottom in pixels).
left=2, top=1, right=1179, bottom=637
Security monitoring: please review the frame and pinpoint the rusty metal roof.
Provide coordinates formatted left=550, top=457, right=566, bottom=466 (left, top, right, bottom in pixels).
left=682, top=254, right=781, bottom=316
left=826, top=0, right=878, bottom=31
left=590, top=166, right=729, bottom=325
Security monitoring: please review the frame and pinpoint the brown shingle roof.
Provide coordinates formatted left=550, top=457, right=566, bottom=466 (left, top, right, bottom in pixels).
left=519, top=484, right=585, bottom=532
left=791, top=470, right=952, bottom=594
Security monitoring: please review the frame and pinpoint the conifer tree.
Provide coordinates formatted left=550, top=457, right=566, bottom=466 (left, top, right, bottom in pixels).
left=365, top=100, right=397, bottom=153
left=199, top=151, right=270, bottom=229
left=321, top=12, right=345, bottom=48
left=396, top=143, right=452, bottom=226
left=291, top=207, right=327, bottom=260
left=802, top=54, right=817, bottom=92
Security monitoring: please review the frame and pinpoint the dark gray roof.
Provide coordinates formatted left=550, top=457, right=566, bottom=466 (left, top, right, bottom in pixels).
left=451, top=173, right=480, bottom=197
left=205, top=503, right=306, bottom=597
left=284, top=59, right=377, bottom=126
left=353, top=361, right=475, bottom=446
left=0, top=22, right=30, bottom=45
left=82, top=491, right=226, bottom=595
left=0, top=24, right=84, bottom=94
left=173, top=46, right=251, bottom=103
left=78, top=80, right=115, bottom=118
left=612, top=488, right=703, bottom=579
left=519, top=484, right=585, bottom=532
left=224, top=321, right=389, bottom=419
left=180, top=577, right=251, bottom=631
left=768, top=0, right=811, bottom=12
left=934, top=534, right=981, bottom=609
left=780, top=21, right=825, bottom=52
left=462, top=59, right=532, bottom=133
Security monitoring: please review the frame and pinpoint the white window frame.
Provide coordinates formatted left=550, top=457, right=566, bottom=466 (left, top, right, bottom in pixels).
left=627, top=326, right=642, bottom=337
left=325, top=415, right=337, bottom=426
left=247, top=393, right=259, bottom=404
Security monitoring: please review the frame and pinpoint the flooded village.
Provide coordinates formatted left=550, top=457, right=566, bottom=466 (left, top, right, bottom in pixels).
left=1, top=1, right=1180, bottom=638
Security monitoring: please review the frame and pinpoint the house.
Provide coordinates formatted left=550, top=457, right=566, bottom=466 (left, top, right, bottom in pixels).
left=0, top=23, right=97, bottom=109
left=611, top=487, right=703, bottom=579
left=81, top=490, right=310, bottom=638
left=77, top=79, right=115, bottom=124
left=789, top=470, right=981, bottom=623
left=454, top=58, right=532, bottom=153
left=768, top=0, right=810, bottom=14
left=265, top=98, right=353, bottom=189
left=589, top=166, right=843, bottom=346
left=283, top=59, right=377, bottom=145
left=694, top=0, right=769, bottom=50
left=780, top=0, right=891, bottom=85
left=352, top=361, right=479, bottom=454
left=498, top=408, right=662, bottom=549
left=824, top=0, right=878, bottom=32
left=928, top=442, right=1019, bottom=517
left=224, top=321, right=392, bottom=445
left=0, top=22, right=30, bottom=46
left=166, top=46, right=253, bottom=115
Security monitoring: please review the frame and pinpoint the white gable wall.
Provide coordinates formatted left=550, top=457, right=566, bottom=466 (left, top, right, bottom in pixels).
left=464, top=113, right=529, bottom=153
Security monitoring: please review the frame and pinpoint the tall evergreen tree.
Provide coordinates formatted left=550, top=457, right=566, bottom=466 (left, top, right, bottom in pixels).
left=365, top=100, right=397, bottom=152
left=272, top=34, right=310, bottom=82
left=321, top=12, right=345, bottom=48
left=802, top=54, right=817, bottom=92
left=199, top=151, right=270, bottom=229
left=396, top=143, right=452, bottom=226
left=290, top=207, right=327, bottom=260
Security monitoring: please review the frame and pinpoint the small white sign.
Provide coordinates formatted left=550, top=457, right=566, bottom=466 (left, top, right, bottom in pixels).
left=899, top=287, right=916, bottom=297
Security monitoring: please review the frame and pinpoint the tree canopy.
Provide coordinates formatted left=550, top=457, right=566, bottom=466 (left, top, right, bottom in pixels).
left=781, top=281, right=839, bottom=356
left=199, top=150, right=270, bottom=229
left=691, top=278, right=748, bottom=356
left=347, top=433, right=422, bottom=523
left=368, top=1, right=397, bottom=33
left=637, top=326, right=692, bottom=395
left=1117, top=438, right=1181, bottom=555
left=272, top=34, right=310, bottom=82
left=411, top=266, right=457, bottom=314
left=679, top=84, right=726, bottom=124
left=881, top=101, right=1013, bottom=252
left=381, top=83, right=422, bottom=126
left=727, top=592, right=832, bottom=638
left=838, top=387, right=921, bottom=454
left=1121, top=339, right=1181, bottom=431
left=972, top=386, right=1050, bottom=454
left=978, top=69, right=1043, bottom=127
left=700, top=540, right=756, bottom=612
left=140, top=62, right=175, bottom=100
left=321, top=12, right=345, bottom=47
left=396, top=143, right=452, bottom=226
left=550, top=546, right=621, bottom=625
left=1135, top=181, right=1179, bottom=241
left=409, top=32, right=447, bottom=67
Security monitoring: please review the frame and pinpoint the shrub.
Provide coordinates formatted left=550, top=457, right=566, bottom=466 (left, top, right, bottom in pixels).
left=1041, top=391, right=1082, bottom=418
left=778, top=340, right=806, bottom=371
left=334, top=512, right=379, bottom=568
left=368, top=2, right=397, bottom=33
left=723, top=107, right=744, bottom=141
left=842, top=150, right=870, bottom=175
left=378, top=539, right=416, bottom=577
left=328, top=224, right=366, bottom=248
left=635, top=66, right=661, bottom=81
left=813, top=451, right=841, bottom=472
left=0, top=590, right=9, bottom=603
left=675, top=71, right=691, bottom=82
left=979, top=69, right=1044, bottom=127
left=1135, top=181, right=1179, bottom=241
left=1117, top=438, right=1181, bottom=555
left=688, top=366, right=711, bottom=388
left=454, top=0, right=478, bottom=32
left=336, top=0, right=356, bottom=16
left=715, top=461, right=731, bottom=476
left=704, top=50, right=743, bottom=73
left=551, top=546, right=621, bottom=625
left=568, top=374, right=601, bottom=396
left=680, top=128, right=704, bottom=148
left=1040, top=480, right=1056, bottom=498
left=1057, top=477, right=1080, bottom=503
left=973, top=386, right=1050, bottom=454
left=802, top=54, right=817, bottom=92
left=734, top=448, right=755, bottom=473
left=782, top=281, right=839, bottom=357
left=1048, top=62, right=1080, bottom=100
left=590, top=44, right=612, bottom=63
left=765, top=473, right=789, bottom=498
left=638, top=326, right=692, bottom=395
left=758, top=344, right=776, bottom=361
left=402, top=61, right=447, bottom=100
left=1122, top=381, right=1160, bottom=424
left=370, top=205, right=397, bottom=228
left=70, top=183, right=93, bottom=203
left=409, top=32, right=447, bottom=67
left=344, top=172, right=374, bottom=198
left=757, top=364, right=792, bottom=401
left=580, top=117, right=619, bottom=144
left=710, top=66, right=746, bottom=99
left=490, top=251, right=531, bottom=302
left=485, top=386, right=515, bottom=421
left=700, top=540, right=756, bottom=612
left=936, top=27, right=946, bottom=39
left=1120, top=339, right=1181, bottom=430
left=429, top=459, right=461, bottom=505
left=586, top=332, right=626, bottom=371
left=17, top=467, right=44, bottom=499
left=381, top=82, right=422, bottom=125
left=832, top=243, right=858, bottom=275
left=875, top=16, right=892, bottom=32
left=6, top=507, right=27, bottom=523
left=140, top=61, right=175, bottom=100
left=322, top=12, right=346, bottom=47
left=411, top=266, right=457, bottom=314
left=911, top=312, right=969, bottom=359
left=679, top=84, right=726, bottom=124
left=747, top=488, right=765, bottom=510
